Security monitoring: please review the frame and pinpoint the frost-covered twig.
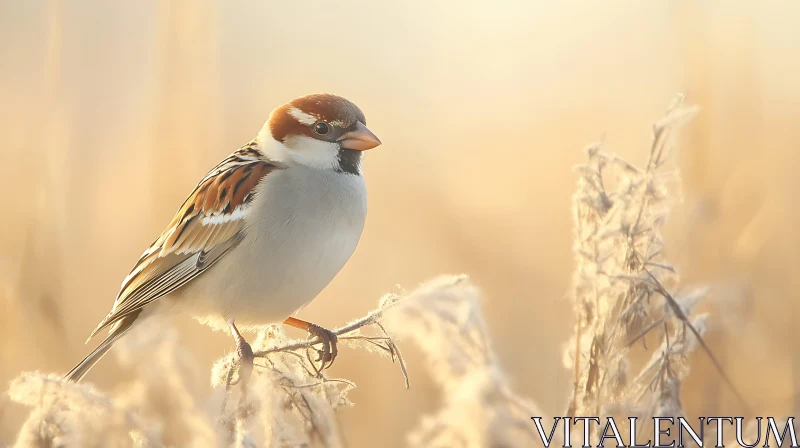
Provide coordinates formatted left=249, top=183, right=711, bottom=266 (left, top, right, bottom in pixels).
left=5, top=294, right=413, bottom=448
left=9, top=275, right=538, bottom=448
left=248, top=300, right=410, bottom=385
left=383, top=275, right=546, bottom=447
left=565, top=96, right=743, bottom=434
left=643, top=269, right=750, bottom=412
left=212, top=294, right=411, bottom=448
left=7, top=373, right=160, bottom=448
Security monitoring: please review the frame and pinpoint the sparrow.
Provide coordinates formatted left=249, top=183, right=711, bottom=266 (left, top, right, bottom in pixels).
left=65, top=93, right=381, bottom=383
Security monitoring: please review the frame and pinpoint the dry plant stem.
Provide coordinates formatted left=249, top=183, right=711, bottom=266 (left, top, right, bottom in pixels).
left=9, top=276, right=535, bottom=446
left=220, top=304, right=410, bottom=417
left=643, top=269, right=751, bottom=412
left=567, top=323, right=582, bottom=418
left=567, top=97, right=748, bottom=423
left=220, top=356, right=238, bottom=415
left=625, top=317, right=664, bottom=348
left=253, top=309, right=409, bottom=387
left=384, top=276, right=547, bottom=447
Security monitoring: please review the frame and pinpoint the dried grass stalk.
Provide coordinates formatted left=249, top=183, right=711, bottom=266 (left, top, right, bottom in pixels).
left=566, top=96, right=744, bottom=440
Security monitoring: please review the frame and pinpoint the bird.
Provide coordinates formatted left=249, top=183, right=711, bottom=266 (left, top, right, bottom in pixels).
left=64, top=93, right=381, bottom=383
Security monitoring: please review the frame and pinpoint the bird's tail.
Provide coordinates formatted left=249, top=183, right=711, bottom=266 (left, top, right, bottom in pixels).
left=63, top=312, right=139, bottom=382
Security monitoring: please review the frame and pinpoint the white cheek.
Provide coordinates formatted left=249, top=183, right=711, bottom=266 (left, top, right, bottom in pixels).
left=284, top=135, right=340, bottom=170
left=257, top=132, right=292, bottom=164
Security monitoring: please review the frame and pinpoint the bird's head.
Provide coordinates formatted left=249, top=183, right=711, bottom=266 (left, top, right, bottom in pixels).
left=257, top=93, right=381, bottom=174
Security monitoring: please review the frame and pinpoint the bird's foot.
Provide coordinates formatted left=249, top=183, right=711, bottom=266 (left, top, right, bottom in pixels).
left=228, top=320, right=254, bottom=386
left=283, top=317, right=338, bottom=371
left=306, top=323, right=338, bottom=370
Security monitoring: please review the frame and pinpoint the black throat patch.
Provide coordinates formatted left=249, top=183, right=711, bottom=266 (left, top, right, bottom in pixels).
left=337, top=149, right=363, bottom=175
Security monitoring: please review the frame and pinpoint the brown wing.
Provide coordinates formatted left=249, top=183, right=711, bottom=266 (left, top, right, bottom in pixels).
left=88, top=147, right=277, bottom=340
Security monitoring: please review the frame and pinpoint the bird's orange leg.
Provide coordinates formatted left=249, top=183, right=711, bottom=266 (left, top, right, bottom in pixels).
left=283, top=317, right=338, bottom=370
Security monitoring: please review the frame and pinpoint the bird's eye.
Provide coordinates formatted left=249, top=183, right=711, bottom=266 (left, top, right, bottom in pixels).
left=313, top=121, right=330, bottom=135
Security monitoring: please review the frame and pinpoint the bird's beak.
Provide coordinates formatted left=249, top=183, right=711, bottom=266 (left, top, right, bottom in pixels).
left=337, top=122, right=382, bottom=151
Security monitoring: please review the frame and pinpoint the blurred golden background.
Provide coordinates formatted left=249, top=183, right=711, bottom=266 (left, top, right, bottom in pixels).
left=1, top=0, right=798, bottom=445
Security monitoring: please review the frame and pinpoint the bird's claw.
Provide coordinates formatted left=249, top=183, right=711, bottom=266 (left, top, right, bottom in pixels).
left=228, top=321, right=254, bottom=387
left=230, top=338, right=254, bottom=386
left=307, top=324, right=338, bottom=370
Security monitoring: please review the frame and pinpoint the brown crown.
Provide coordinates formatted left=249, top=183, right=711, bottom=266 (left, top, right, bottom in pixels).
left=268, top=93, right=367, bottom=142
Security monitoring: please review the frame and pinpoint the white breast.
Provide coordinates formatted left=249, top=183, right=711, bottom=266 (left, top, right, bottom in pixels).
left=180, top=166, right=367, bottom=330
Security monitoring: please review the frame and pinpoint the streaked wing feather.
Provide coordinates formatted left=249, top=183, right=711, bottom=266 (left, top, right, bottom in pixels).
left=107, top=234, right=244, bottom=323
left=89, top=146, right=276, bottom=339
